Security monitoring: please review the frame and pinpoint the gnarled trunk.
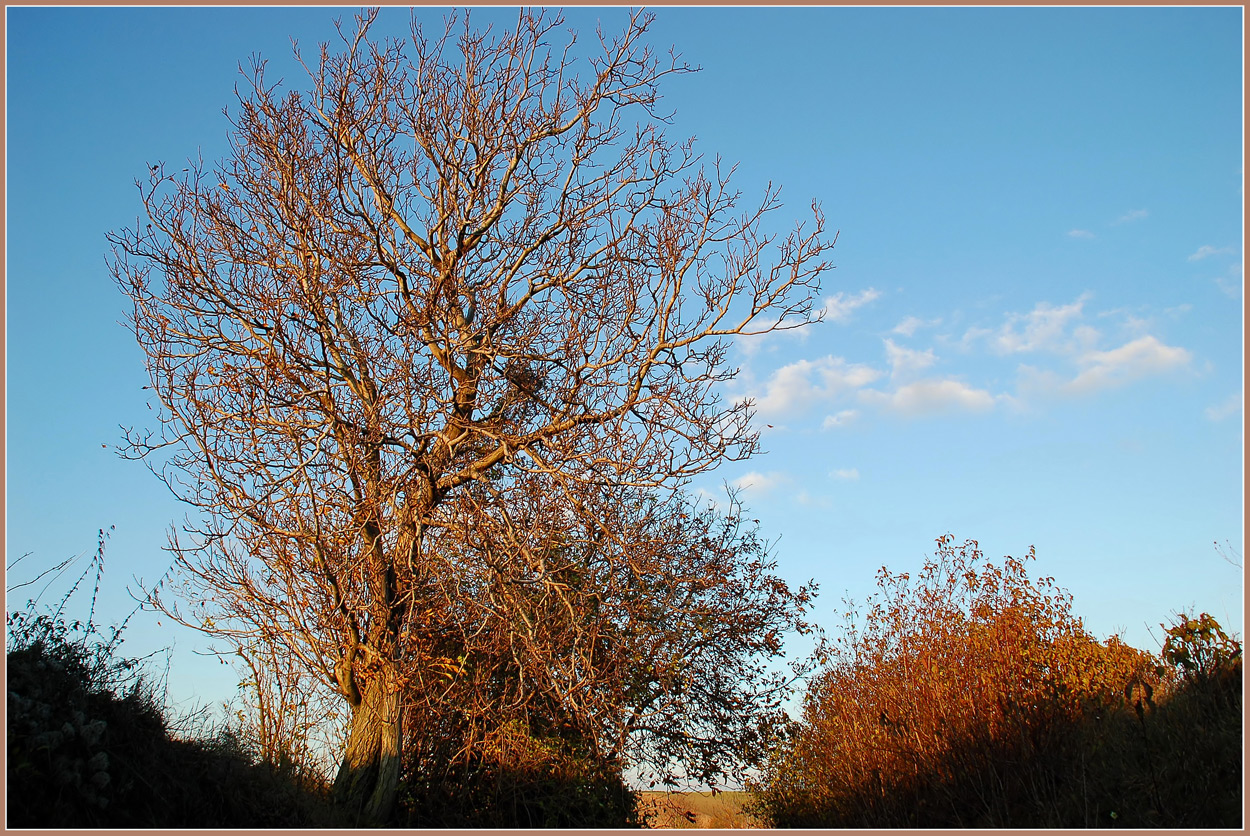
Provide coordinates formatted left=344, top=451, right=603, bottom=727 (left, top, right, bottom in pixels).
left=333, top=667, right=402, bottom=826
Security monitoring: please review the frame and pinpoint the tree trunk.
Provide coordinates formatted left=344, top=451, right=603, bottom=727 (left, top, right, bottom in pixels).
left=333, top=668, right=402, bottom=826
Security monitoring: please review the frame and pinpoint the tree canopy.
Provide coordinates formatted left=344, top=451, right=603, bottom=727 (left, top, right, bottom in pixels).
left=108, top=8, right=834, bottom=823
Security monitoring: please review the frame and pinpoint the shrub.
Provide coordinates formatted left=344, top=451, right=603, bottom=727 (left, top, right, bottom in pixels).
left=394, top=714, right=640, bottom=828
left=1081, top=609, right=1242, bottom=828
left=6, top=538, right=342, bottom=828
left=6, top=606, right=348, bottom=828
left=751, top=536, right=1164, bottom=828
left=1160, top=610, right=1242, bottom=686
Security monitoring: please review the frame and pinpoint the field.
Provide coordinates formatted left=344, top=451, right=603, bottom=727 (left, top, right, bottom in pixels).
left=637, top=791, right=764, bottom=829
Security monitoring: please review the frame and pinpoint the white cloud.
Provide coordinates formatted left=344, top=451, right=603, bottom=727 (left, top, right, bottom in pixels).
left=1067, top=336, right=1192, bottom=394
left=1188, top=245, right=1235, bottom=261
left=1068, top=229, right=1096, bottom=239
left=884, top=338, right=938, bottom=379
left=731, top=470, right=787, bottom=495
left=1215, top=263, right=1243, bottom=299
left=1014, top=365, right=1066, bottom=396
left=892, top=315, right=941, bottom=337
left=860, top=378, right=997, bottom=416
left=1072, top=323, right=1103, bottom=346
left=821, top=409, right=859, bottom=430
left=1113, top=208, right=1149, bottom=224
left=820, top=288, right=881, bottom=323
left=752, top=356, right=882, bottom=417
left=1205, top=391, right=1242, bottom=422
left=693, top=487, right=725, bottom=512
left=1115, top=313, right=1150, bottom=337
left=957, top=325, right=994, bottom=351
left=736, top=289, right=884, bottom=357
left=733, top=316, right=812, bottom=359
left=979, top=293, right=1094, bottom=355
left=829, top=468, right=860, bottom=481
left=734, top=330, right=771, bottom=359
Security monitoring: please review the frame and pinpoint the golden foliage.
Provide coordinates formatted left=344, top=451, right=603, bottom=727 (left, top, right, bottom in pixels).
left=758, top=535, right=1165, bottom=826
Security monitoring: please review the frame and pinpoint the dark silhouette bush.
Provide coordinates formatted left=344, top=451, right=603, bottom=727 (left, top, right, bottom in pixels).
left=1056, top=611, right=1243, bottom=828
left=4, top=607, right=640, bottom=829
left=5, top=552, right=640, bottom=829
left=6, top=607, right=342, bottom=828
left=6, top=602, right=641, bottom=828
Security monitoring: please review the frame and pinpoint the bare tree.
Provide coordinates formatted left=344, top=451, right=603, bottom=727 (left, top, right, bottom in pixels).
left=108, top=8, right=833, bottom=823
left=225, top=636, right=350, bottom=784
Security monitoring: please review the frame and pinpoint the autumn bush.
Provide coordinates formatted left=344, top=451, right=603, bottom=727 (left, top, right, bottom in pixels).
left=750, top=536, right=1241, bottom=828
left=393, top=714, right=639, bottom=828
left=1071, top=610, right=1242, bottom=827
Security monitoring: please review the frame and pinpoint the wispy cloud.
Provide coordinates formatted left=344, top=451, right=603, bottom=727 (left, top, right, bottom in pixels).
left=820, top=288, right=881, bottom=323
left=693, top=486, right=725, bottom=512
left=795, top=490, right=833, bottom=509
left=1188, top=245, right=1235, bottom=261
left=751, top=356, right=882, bottom=417
left=1113, top=208, right=1149, bottom=225
left=972, top=293, right=1095, bottom=355
left=731, top=470, right=787, bottom=495
left=734, top=316, right=815, bottom=359
left=1067, top=336, right=1192, bottom=394
left=892, top=315, right=942, bottom=337
left=1215, top=263, right=1243, bottom=298
left=860, top=378, right=997, bottom=416
left=1205, top=391, right=1242, bottom=422
left=884, top=338, right=937, bottom=379
left=1068, top=229, right=1096, bottom=239
left=829, top=467, right=860, bottom=480
left=821, top=409, right=859, bottom=430
left=733, top=330, right=772, bottom=359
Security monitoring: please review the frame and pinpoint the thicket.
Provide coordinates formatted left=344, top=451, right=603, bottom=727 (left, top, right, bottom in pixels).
left=750, top=536, right=1243, bottom=829
left=5, top=538, right=641, bottom=828
left=5, top=543, right=342, bottom=828
left=393, top=715, right=640, bottom=828
left=11, top=533, right=1240, bottom=828
left=6, top=601, right=644, bottom=829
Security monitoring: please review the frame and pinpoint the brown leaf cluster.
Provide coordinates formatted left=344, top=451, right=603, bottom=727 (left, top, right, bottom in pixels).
left=757, top=535, right=1164, bottom=826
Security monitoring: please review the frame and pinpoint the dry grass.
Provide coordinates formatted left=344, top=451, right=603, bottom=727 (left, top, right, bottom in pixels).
left=638, top=790, right=764, bottom=828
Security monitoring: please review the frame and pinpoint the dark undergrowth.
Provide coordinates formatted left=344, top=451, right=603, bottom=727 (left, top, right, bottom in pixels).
left=6, top=605, right=345, bottom=828
left=5, top=536, right=640, bottom=828
left=6, top=609, right=642, bottom=828
left=394, top=744, right=640, bottom=828
left=7, top=605, right=648, bottom=828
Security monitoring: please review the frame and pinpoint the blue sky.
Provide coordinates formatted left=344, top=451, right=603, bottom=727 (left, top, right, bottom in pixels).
left=6, top=6, right=1243, bottom=719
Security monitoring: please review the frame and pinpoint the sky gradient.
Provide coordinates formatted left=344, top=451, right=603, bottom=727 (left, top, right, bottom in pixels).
left=6, top=6, right=1243, bottom=720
